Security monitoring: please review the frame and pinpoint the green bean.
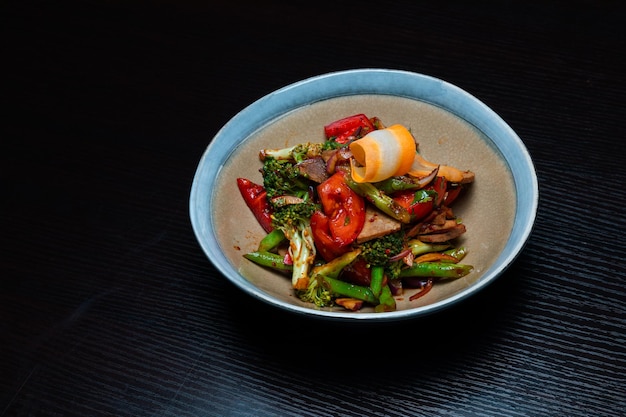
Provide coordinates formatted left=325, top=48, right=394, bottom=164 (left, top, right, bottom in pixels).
left=375, top=285, right=396, bottom=313
left=373, top=176, right=425, bottom=193
left=370, top=265, right=384, bottom=298
left=322, top=276, right=378, bottom=304
left=408, top=239, right=451, bottom=256
left=311, top=249, right=361, bottom=279
left=257, top=229, right=286, bottom=252
left=343, top=174, right=412, bottom=223
left=399, top=262, right=473, bottom=279
left=244, top=251, right=292, bottom=271
left=444, top=246, right=468, bottom=261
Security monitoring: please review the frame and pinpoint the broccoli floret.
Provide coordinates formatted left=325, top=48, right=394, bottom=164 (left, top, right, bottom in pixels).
left=262, top=158, right=311, bottom=203
left=358, top=230, right=406, bottom=279
left=359, top=230, right=406, bottom=266
left=271, top=202, right=320, bottom=290
left=297, top=275, right=333, bottom=307
left=296, top=249, right=362, bottom=308
left=384, top=259, right=404, bottom=280
left=271, top=201, right=319, bottom=230
left=261, top=142, right=324, bottom=163
left=292, top=142, right=324, bottom=162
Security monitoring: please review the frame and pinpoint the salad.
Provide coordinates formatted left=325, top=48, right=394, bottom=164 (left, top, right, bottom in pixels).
left=237, top=113, right=475, bottom=312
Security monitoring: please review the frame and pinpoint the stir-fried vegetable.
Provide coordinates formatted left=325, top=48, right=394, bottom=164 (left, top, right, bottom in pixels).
left=316, top=171, right=366, bottom=247
left=236, top=178, right=274, bottom=233
left=271, top=201, right=319, bottom=290
left=236, top=113, right=476, bottom=312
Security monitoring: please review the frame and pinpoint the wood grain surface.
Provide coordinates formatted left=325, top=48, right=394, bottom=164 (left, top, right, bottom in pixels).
left=3, top=1, right=625, bottom=416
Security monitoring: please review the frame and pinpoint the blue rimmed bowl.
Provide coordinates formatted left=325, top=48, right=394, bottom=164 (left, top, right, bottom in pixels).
left=190, top=69, right=538, bottom=322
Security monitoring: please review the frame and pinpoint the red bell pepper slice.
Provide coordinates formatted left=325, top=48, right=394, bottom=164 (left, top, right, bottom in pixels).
left=323, top=113, right=376, bottom=144
left=317, top=170, right=366, bottom=246
left=236, top=177, right=274, bottom=233
left=444, top=184, right=463, bottom=206
left=393, top=190, right=434, bottom=221
left=310, top=211, right=351, bottom=262
left=392, top=176, right=447, bottom=221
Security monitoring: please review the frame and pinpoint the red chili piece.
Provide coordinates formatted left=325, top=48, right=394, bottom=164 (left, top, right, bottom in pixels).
left=323, top=113, right=376, bottom=144
left=236, top=177, right=274, bottom=233
left=392, top=176, right=447, bottom=222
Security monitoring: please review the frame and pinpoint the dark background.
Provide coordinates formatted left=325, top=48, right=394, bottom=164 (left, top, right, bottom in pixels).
left=3, top=1, right=625, bottom=416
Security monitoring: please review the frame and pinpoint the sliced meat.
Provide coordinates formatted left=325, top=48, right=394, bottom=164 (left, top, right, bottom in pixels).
left=356, top=206, right=402, bottom=244
left=418, top=224, right=466, bottom=242
left=418, top=219, right=459, bottom=234
left=297, top=157, right=329, bottom=183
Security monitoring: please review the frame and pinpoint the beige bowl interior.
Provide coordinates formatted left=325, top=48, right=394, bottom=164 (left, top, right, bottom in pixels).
left=213, top=95, right=515, bottom=314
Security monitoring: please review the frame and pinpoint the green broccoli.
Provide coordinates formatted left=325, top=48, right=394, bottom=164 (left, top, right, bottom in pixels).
left=358, top=230, right=407, bottom=280
left=261, top=158, right=312, bottom=202
left=297, top=249, right=362, bottom=308
left=359, top=230, right=406, bottom=266
left=271, top=202, right=319, bottom=290
left=261, top=140, right=349, bottom=163
left=261, top=142, right=325, bottom=163
left=297, top=275, right=333, bottom=307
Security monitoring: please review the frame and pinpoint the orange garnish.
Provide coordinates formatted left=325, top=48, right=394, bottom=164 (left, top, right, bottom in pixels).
left=349, top=124, right=416, bottom=183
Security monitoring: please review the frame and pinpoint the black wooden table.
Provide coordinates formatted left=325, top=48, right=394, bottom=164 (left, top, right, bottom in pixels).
left=3, top=1, right=625, bottom=416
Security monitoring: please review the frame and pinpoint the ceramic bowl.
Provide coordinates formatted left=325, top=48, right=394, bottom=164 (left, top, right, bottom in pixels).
left=189, top=69, right=538, bottom=321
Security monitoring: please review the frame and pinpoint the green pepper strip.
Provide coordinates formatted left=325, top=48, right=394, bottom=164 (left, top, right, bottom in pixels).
left=322, top=276, right=378, bottom=304
left=244, top=251, right=292, bottom=271
left=399, top=262, right=473, bottom=279
left=257, top=229, right=286, bottom=252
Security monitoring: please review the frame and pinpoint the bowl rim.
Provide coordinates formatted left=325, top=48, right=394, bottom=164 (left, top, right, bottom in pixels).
left=189, top=68, right=539, bottom=322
